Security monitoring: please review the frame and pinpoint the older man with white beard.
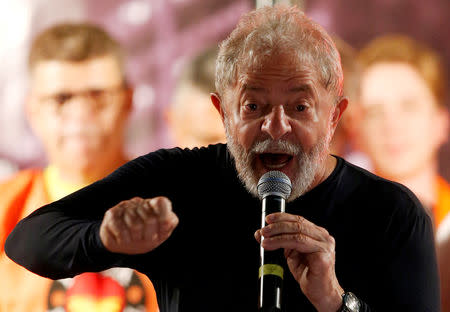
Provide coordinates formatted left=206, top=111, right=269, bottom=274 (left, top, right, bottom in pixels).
left=5, top=5, right=439, bottom=312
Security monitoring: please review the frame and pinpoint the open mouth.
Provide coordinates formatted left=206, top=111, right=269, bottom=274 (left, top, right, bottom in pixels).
left=258, top=153, right=293, bottom=169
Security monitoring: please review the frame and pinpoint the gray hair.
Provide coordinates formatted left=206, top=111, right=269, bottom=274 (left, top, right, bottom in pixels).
left=215, top=5, right=343, bottom=100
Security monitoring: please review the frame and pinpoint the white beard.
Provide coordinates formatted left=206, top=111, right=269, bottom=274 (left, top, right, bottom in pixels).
left=225, top=120, right=330, bottom=202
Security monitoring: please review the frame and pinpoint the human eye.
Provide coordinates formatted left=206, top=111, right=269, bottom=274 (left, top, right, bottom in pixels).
left=291, top=99, right=310, bottom=114
left=245, top=103, right=258, bottom=112
left=296, top=104, right=307, bottom=112
left=53, top=92, right=73, bottom=105
left=241, top=101, right=264, bottom=118
left=88, top=89, right=104, bottom=99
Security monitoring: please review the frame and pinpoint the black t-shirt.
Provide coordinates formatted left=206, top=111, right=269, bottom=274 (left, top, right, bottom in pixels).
left=5, top=144, right=440, bottom=311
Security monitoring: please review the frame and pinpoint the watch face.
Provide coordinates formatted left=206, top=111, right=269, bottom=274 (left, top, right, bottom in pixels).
left=344, top=292, right=361, bottom=312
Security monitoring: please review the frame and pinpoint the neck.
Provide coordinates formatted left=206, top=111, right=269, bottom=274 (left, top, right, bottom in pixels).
left=309, top=154, right=337, bottom=191
left=54, top=151, right=128, bottom=186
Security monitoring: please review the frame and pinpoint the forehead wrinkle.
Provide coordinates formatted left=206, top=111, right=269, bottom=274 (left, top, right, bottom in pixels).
left=238, top=70, right=318, bottom=95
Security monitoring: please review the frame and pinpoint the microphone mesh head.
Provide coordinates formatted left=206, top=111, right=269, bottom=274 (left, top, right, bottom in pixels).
left=257, top=171, right=292, bottom=200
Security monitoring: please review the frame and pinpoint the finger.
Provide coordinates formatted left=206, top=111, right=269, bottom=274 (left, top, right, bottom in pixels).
left=129, top=197, right=148, bottom=222
left=149, top=197, right=173, bottom=220
left=261, top=219, right=324, bottom=242
left=141, top=197, right=177, bottom=241
left=285, top=250, right=308, bottom=280
left=107, top=212, right=132, bottom=245
left=261, top=233, right=328, bottom=253
left=159, top=213, right=179, bottom=237
left=119, top=200, right=146, bottom=240
left=124, top=209, right=145, bottom=241
left=254, top=229, right=262, bottom=244
left=137, top=201, right=159, bottom=240
left=264, top=213, right=329, bottom=241
left=129, top=197, right=144, bottom=204
left=136, top=201, right=154, bottom=224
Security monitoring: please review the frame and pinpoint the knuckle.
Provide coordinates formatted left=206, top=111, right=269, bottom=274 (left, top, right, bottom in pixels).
left=319, top=226, right=329, bottom=236
left=326, top=234, right=335, bottom=246
left=264, top=224, right=273, bottom=234
left=151, top=196, right=164, bottom=206
left=104, top=209, right=113, bottom=220
left=294, top=221, right=302, bottom=233
left=107, top=210, right=122, bottom=223
left=154, top=196, right=172, bottom=209
left=295, top=233, right=306, bottom=243
left=296, top=216, right=305, bottom=227
left=118, top=200, right=131, bottom=208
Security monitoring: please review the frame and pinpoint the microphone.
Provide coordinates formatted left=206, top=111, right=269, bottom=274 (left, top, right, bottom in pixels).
left=257, top=171, right=292, bottom=312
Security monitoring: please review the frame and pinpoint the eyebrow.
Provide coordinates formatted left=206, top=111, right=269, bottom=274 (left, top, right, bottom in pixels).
left=242, top=84, right=265, bottom=92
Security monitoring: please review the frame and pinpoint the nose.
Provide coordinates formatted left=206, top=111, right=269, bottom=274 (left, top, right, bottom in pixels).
left=62, top=96, right=97, bottom=120
left=261, top=105, right=292, bottom=140
left=379, top=107, right=402, bottom=135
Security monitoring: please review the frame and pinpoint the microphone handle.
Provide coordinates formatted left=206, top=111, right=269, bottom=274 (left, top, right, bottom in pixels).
left=258, top=195, right=285, bottom=311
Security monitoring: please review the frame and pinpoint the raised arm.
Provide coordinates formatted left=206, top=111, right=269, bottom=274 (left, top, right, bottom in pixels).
left=5, top=154, right=179, bottom=279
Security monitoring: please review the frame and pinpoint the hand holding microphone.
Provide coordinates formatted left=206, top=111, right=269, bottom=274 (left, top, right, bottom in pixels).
left=255, top=171, right=344, bottom=312
left=100, top=196, right=179, bottom=255
left=256, top=171, right=292, bottom=311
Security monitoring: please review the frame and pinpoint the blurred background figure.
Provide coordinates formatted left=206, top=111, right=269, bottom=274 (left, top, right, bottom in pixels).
left=357, top=34, right=450, bottom=239
left=0, top=0, right=252, bottom=170
left=0, top=23, right=158, bottom=312
left=330, top=37, right=372, bottom=170
left=357, top=37, right=450, bottom=308
left=166, top=46, right=226, bottom=148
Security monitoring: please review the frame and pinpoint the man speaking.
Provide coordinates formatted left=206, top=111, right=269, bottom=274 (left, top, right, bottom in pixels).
left=5, top=5, right=439, bottom=311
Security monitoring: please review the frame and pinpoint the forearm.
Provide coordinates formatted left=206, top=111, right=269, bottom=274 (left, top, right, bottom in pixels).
left=5, top=205, right=124, bottom=279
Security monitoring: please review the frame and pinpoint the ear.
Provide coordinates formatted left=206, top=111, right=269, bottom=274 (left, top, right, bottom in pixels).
left=211, top=92, right=225, bottom=122
left=331, top=97, right=348, bottom=128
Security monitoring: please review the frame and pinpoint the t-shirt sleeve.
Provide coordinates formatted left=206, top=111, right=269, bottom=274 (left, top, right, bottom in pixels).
left=373, top=191, right=440, bottom=311
left=4, top=148, right=201, bottom=279
left=335, top=163, right=440, bottom=311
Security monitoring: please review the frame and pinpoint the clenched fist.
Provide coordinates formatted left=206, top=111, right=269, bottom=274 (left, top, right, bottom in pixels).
left=99, top=196, right=178, bottom=254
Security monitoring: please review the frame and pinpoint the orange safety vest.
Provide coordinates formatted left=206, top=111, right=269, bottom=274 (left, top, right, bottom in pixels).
left=0, top=169, right=159, bottom=312
left=434, top=176, right=450, bottom=230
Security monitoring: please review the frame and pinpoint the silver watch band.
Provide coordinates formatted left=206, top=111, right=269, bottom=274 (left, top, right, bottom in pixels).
left=339, top=292, right=361, bottom=312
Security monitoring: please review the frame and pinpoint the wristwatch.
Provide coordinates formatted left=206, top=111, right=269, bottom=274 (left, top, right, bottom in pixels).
left=339, top=292, right=361, bottom=312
